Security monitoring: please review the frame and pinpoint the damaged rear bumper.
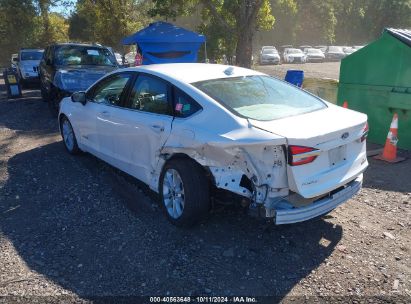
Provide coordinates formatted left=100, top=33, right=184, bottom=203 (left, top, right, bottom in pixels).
left=274, top=174, right=363, bottom=225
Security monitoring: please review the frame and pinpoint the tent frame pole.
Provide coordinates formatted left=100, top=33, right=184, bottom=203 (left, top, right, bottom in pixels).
left=204, top=42, right=208, bottom=63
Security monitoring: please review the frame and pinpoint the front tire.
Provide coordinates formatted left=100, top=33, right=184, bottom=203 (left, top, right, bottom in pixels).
left=48, top=88, right=60, bottom=117
left=40, top=83, right=48, bottom=102
left=159, top=159, right=210, bottom=227
left=60, top=116, right=80, bottom=154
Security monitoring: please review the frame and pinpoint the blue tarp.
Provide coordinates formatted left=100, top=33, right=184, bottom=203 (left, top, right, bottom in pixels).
left=122, top=21, right=206, bottom=64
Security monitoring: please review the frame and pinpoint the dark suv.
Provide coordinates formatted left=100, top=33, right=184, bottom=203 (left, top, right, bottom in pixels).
left=39, top=43, right=118, bottom=116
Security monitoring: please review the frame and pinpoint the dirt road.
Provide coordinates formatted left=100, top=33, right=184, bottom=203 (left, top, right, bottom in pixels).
left=0, top=79, right=410, bottom=303
left=255, top=62, right=340, bottom=80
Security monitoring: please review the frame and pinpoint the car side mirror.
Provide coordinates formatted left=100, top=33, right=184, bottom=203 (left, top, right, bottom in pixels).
left=71, top=91, right=87, bottom=105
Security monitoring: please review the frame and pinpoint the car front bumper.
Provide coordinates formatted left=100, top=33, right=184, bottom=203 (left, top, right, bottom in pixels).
left=20, top=71, right=40, bottom=81
left=274, top=174, right=363, bottom=225
left=261, top=58, right=280, bottom=64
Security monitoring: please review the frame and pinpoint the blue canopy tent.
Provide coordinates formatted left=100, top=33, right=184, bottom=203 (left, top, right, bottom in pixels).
left=122, top=21, right=206, bottom=64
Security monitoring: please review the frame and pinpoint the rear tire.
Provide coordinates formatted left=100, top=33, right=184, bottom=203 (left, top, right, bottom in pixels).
left=60, top=116, right=80, bottom=155
left=159, top=159, right=210, bottom=227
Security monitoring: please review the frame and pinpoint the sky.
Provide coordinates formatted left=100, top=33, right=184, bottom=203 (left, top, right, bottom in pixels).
left=50, top=0, right=78, bottom=16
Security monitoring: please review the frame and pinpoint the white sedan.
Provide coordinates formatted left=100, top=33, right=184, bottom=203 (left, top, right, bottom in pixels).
left=59, top=63, right=368, bottom=226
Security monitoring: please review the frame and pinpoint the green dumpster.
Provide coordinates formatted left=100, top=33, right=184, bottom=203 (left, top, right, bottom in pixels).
left=303, top=78, right=339, bottom=104
left=338, top=28, right=411, bottom=150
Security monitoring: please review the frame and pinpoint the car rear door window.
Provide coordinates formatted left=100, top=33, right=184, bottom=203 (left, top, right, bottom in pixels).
left=90, top=73, right=132, bottom=106
left=127, top=74, right=171, bottom=115
left=173, top=87, right=202, bottom=118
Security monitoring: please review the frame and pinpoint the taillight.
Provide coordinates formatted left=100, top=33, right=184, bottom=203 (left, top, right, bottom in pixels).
left=361, top=122, right=369, bottom=142
left=288, top=145, right=320, bottom=166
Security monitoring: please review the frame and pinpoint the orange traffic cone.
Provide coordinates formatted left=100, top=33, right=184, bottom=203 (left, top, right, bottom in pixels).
left=342, top=101, right=348, bottom=108
left=374, top=113, right=405, bottom=163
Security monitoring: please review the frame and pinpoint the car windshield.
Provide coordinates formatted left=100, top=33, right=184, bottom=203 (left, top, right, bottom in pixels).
left=288, top=49, right=302, bottom=54
left=328, top=46, right=343, bottom=52
left=263, top=49, right=277, bottom=54
left=307, top=49, right=322, bottom=54
left=54, top=45, right=117, bottom=66
left=193, top=75, right=326, bottom=121
left=21, top=51, right=43, bottom=60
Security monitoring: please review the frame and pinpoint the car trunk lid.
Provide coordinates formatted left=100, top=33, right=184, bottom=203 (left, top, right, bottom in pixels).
left=250, top=104, right=368, bottom=198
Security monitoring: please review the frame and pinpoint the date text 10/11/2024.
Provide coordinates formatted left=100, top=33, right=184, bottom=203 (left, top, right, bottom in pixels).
left=149, top=296, right=258, bottom=303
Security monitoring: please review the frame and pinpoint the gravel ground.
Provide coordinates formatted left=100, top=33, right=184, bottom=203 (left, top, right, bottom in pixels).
left=255, top=62, right=340, bottom=80
left=0, top=77, right=410, bottom=303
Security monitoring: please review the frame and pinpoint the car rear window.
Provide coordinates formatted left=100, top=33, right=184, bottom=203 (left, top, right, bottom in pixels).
left=193, top=75, right=326, bottom=121
left=21, top=51, right=43, bottom=61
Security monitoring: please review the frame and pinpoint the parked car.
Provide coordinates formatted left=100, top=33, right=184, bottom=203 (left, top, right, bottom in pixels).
left=279, top=45, right=293, bottom=60
left=259, top=47, right=281, bottom=65
left=283, top=48, right=306, bottom=63
left=125, top=51, right=136, bottom=66
left=261, top=45, right=275, bottom=52
left=59, top=63, right=368, bottom=226
left=353, top=45, right=365, bottom=50
left=11, top=53, right=18, bottom=69
left=39, top=43, right=118, bottom=116
left=16, top=48, right=44, bottom=86
left=304, top=48, right=325, bottom=62
left=299, top=45, right=312, bottom=52
left=343, top=47, right=356, bottom=56
left=114, top=52, right=123, bottom=65
left=314, top=45, right=327, bottom=53
left=325, top=46, right=346, bottom=61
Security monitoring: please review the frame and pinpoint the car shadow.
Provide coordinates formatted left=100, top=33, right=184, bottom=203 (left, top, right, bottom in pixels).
left=0, top=141, right=343, bottom=300
left=363, top=157, right=411, bottom=193
left=0, top=87, right=56, bottom=136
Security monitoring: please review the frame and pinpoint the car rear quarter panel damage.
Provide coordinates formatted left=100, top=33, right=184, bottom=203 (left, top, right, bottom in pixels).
left=149, top=120, right=290, bottom=210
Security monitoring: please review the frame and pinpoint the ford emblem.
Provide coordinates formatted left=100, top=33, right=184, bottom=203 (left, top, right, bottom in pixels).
left=341, top=132, right=349, bottom=140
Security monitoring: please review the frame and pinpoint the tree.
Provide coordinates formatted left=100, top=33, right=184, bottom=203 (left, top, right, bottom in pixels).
left=68, top=0, right=153, bottom=51
left=149, top=0, right=275, bottom=68
left=0, top=0, right=38, bottom=66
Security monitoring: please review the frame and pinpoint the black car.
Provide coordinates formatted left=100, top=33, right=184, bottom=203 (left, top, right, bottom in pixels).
left=39, top=43, right=118, bottom=116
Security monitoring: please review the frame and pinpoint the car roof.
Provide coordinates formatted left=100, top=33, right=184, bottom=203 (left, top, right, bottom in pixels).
left=20, top=48, right=43, bottom=52
left=121, top=63, right=264, bottom=84
left=51, top=43, right=107, bottom=48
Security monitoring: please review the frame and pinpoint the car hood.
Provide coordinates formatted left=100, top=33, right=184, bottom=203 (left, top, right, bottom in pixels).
left=54, top=65, right=117, bottom=92
left=21, top=60, right=41, bottom=69
left=287, top=54, right=305, bottom=58
left=262, top=54, right=280, bottom=58
left=56, top=65, right=117, bottom=74
left=307, top=53, right=324, bottom=57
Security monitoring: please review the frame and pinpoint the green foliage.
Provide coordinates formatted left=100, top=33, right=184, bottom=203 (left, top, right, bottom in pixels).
left=0, top=0, right=38, bottom=66
left=0, top=0, right=410, bottom=68
left=150, top=0, right=276, bottom=67
left=69, top=0, right=153, bottom=51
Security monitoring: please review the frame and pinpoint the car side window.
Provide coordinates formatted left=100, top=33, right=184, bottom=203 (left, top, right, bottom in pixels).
left=90, top=73, right=132, bottom=106
left=127, top=75, right=170, bottom=115
left=173, top=87, right=202, bottom=118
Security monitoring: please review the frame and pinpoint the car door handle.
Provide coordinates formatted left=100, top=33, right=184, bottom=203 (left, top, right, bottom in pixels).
left=151, top=125, right=164, bottom=132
